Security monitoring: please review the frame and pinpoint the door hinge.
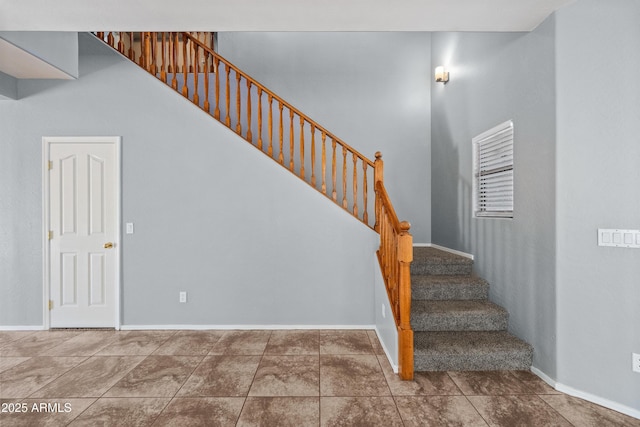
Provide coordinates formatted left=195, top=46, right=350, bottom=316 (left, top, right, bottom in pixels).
left=47, top=160, right=52, bottom=171
left=48, top=300, right=53, bottom=310
left=48, top=230, right=53, bottom=240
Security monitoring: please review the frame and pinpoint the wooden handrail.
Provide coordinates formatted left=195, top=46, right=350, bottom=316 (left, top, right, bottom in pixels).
left=374, top=153, right=414, bottom=380
left=96, top=31, right=413, bottom=379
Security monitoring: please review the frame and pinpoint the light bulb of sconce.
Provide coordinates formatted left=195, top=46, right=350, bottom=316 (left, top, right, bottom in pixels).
left=435, top=66, right=449, bottom=83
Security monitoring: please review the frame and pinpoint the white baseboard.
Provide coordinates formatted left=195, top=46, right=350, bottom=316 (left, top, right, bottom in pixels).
left=0, top=325, right=46, bottom=331
left=413, top=243, right=474, bottom=260
left=555, top=382, right=640, bottom=420
left=120, top=324, right=376, bottom=331
left=374, top=327, right=398, bottom=373
left=531, top=366, right=640, bottom=420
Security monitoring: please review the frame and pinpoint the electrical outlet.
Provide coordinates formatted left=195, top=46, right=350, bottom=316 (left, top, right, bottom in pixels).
left=633, top=353, right=640, bottom=373
left=381, top=304, right=386, bottom=318
left=179, top=291, right=187, bottom=303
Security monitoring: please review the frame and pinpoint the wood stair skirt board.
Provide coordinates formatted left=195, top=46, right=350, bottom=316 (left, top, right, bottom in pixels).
left=411, top=247, right=533, bottom=372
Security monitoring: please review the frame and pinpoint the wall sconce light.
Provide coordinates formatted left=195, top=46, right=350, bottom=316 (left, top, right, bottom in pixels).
left=435, top=66, right=449, bottom=84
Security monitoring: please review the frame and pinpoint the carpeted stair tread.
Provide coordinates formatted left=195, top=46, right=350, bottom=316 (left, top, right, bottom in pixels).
left=414, top=331, right=533, bottom=371
left=411, top=300, right=509, bottom=332
left=411, top=247, right=473, bottom=276
left=412, top=275, right=489, bottom=300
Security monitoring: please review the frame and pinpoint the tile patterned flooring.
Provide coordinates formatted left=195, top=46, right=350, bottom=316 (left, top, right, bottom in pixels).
left=0, top=329, right=638, bottom=426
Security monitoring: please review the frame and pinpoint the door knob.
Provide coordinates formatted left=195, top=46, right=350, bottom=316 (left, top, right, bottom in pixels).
left=104, top=242, right=114, bottom=249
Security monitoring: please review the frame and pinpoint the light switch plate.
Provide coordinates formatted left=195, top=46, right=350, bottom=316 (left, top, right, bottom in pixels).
left=126, top=223, right=134, bottom=234
left=598, top=229, right=640, bottom=248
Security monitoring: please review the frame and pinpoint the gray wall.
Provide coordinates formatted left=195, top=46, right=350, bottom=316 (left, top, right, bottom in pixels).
left=218, top=32, right=432, bottom=243
left=0, top=31, right=79, bottom=79
left=0, top=71, right=17, bottom=99
left=555, top=0, right=640, bottom=412
left=431, top=19, right=558, bottom=378
left=0, top=33, right=379, bottom=327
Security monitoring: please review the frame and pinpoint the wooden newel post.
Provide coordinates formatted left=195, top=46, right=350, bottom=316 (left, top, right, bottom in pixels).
left=374, top=152, right=384, bottom=232
left=398, top=220, right=414, bottom=380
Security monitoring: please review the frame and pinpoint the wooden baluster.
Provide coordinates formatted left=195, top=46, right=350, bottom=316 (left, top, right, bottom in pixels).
left=214, top=57, right=220, bottom=119
left=225, top=63, right=231, bottom=127
left=203, top=52, right=210, bottom=113
left=182, top=35, right=188, bottom=97
left=128, top=32, right=135, bottom=61
left=235, top=72, right=242, bottom=135
left=342, top=146, right=348, bottom=209
left=362, top=162, right=369, bottom=224
left=117, top=32, right=124, bottom=53
left=289, top=110, right=295, bottom=172
left=151, top=32, right=157, bottom=74
left=170, top=33, right=178, bottom=89
left=310, top=125, right=316, bottom=187
left=352, top=154, right=358, bottom=216
left=331, top=139, right=337, bottom=202
left=97, top=32, right=104, bottom=40
left=107, top=32, right=114, bottom=48
left=299, top=118, right=305, bottom=179
left=398, top=221, right=414, bottom=381
left=257, top=88, right=263, bottom=150
left=160, top=33, right=167, bottom=83
left=321, top=132, right=327, bottom=194
left=138, top=32, right=144, bottom=66
left=268, top=95, right=273, bottom=157
left=193, top=44, right=199, bottom=106
left=374, top=152, right=383, bottom=232
left=246, top=81, right=252, bottom=142
left=278, top=102, right=284, bottom=165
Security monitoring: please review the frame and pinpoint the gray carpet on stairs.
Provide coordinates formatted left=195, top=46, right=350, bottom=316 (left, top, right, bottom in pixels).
left=411, top=247, right=533, bottom=371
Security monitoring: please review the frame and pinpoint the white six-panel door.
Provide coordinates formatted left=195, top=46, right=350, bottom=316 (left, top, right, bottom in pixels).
left=45, top=137, right=120, bottom=328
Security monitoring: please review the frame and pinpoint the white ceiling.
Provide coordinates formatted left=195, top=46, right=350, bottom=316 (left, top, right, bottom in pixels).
left=0, top=0, right=575, bottom=32
left=0, top=38, right=74, bottom=79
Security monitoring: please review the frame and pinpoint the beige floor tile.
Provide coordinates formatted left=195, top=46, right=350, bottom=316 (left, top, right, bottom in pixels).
left=209, top=330, right=272, bottom=355
left=177, top=355, right=261, bottom=397
left=0, top=331, right=82, bottom=357
left=30, top=355, right=145, bottom=398
left=0, top=331, right=36, bottom=346
left=152, top=397, right=245, bottom=427
left=395, top=395, right=488, bottom=426
left=42, top=330, right=123, bottom=356
left=509, top=370, right=562, bottom=394
left=367, top=330, right=387, bottom=356
left=238, top=397, right=319, bottom=427
left=0, top=356, right=86, bottom=398
left=0, top=356, right=30, bottom=373
left=264, top=330, right=320, bottom=355
left=153, top=330, right=224, bottom=356
left=320, top=330, right=374, bottom=355
left=67, top=397, right=170, bottom=426
left=0, top=398, right=96, bottom=426
left=104, top=355, right=202, bottom=397
left=249, top=355, right=319, bottom=397
left=95, top=331, right=177, bottom=356
left=320, top=354, right=390, bottom=396
left=448, top=370, right=534, bottom=395
left=320, top=396, right=403, bottom=427
left=378, top=355, right=462, bottom=396
left=540, top=394, right=640, bottom=427
left=468, top=395, right=573, bottom=426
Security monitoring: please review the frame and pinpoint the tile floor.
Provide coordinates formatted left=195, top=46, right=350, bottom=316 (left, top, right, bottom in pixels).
left=0, top=329, right=638, bottom=426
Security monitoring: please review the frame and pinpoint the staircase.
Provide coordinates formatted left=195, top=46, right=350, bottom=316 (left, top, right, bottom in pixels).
left=411, top=247, right=533, bottom=371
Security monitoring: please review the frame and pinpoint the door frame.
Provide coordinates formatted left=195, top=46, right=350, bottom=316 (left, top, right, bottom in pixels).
left=42, top=136, right=122, bottom=330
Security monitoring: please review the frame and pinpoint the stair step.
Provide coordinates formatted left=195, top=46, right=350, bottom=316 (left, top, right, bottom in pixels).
left=414, top=331, right=533, bottom=371
left=411, top=247, right=473, bottom=276
left=411, top=300, right=508, bottom=332
left=412, top=275, right=489, bottom=301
